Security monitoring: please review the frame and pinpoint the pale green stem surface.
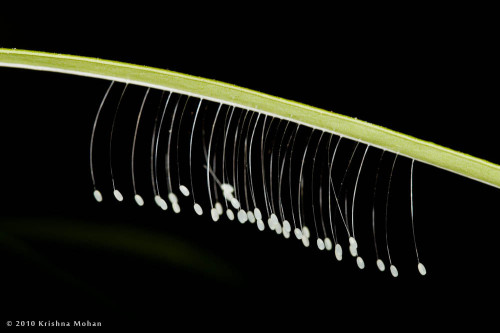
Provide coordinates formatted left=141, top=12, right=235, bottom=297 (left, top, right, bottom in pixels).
left=1, top=48, right=499, bottom=188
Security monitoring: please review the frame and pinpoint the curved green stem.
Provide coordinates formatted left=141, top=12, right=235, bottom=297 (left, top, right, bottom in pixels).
left=1, top=48, right=499, bottom=188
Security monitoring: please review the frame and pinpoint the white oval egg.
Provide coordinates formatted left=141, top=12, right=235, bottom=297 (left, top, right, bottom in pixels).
left=349, top=237, right=358, bottom=249
left=211, top=208, right=219, bottom=222
left=376, top=259, right=386, bottom=272
left=275, top=222, right=282, bottom=235
left=194, top=203, right=203, bottom=215
left=302, top=226, right=310, bottom=239
left=172, top=202, right=181, bottom=213
left=335, top=244, right=343, bottom=261
left=230, top=198, right=240, bottom=209
left=179, top=185, right=190, bottom=196
left=268, top=217, right=276, bottom=230
left=134, top=194, right=144, bottom=206
left=168, top=192, right=178, bottom=203
left=294, top=228, right=303, bottom=240
left=113, top=189, right=123, bottom=202
left=270, top=214, right=279, bottom=226
left=283, top=220, right=291, bottom=233
left=283, top=229, right=290, bottom=239
left=418, top=263, right=427, bottom=276
left=237, top=210, right=248, bottom=223
left=93, top=190, right=103, bottom=202
left=254, top=208, right=262, bottom=220
left=324, top=237, right=333, bottom=251
left=220, top=183, right=234, bottom=193
left=226, top=209, right=235, bottom=221
left=390, top=265, right=399, bottom=278
left=257, top=219, right=265, bottom=231
left=215, top=202, right=223, bottom=215
left=155, top=195, right=168, bottom=210
left=356, top=256, right=365, bottom=269
left=349, top=245, right=358, bottom=257
left=247, top=211, right=256, bottom=223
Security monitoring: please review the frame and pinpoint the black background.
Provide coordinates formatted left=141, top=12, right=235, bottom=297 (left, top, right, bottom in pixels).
left=0, top=5, right=497, bottom=329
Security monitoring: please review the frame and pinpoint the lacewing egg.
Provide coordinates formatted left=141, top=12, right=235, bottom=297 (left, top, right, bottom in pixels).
left=179, top=185, right=190, bottom=197
left=172, top=202, right=181, bottom=213
left=268, top=217, right=276, bottom=230
left=220, top=183, right=234, bottom=193
left=237, top=210, right=248, bottom=223
left=283, top=220, right=291, bottom=233
left=223, top=191, right=234, bottom=201
left=317, top=238, right=325, bottom=250
left=390, top=265, right=399, bottom=278
left=349, top=245, right=358, bottom=257
left=283, top=229, right=290, bottom=239
left=247, top=211, right=256, bottom=223
left=113, top=189, right=123, bottom=202
left=168, top=192, right=178, bottom=204
left=230, top=198, right=240, bottom=209
left=210, top=208, right=219, bottom=222
left=154, top=195, right=168, bottom=210
left=275, top=222, right=282, bottom=235
left=376, top=259, right=386, bottom=272
left=418, top=263, right=427, bottom=276
left=134, top=194, right=144, bottom=206
left=194, top=203, right=203, bottom=215
left=215, top=202, right=223, bottom=215
left=356, top=256, right=365, bottom=269
left=221, top=185, right=234, bottom=201
left=93, top=190, right=103, bottom=202
left=324, top=237, right=332, bottom=251
left=302, top=226, right=310, bottom=239
left=226, top=209, right=235, bottom=221
left=254, top=208, right=262, bottom=220
left=270, top=214, right=279, bottom=226
left=349, top=237, right=358, bottom=249
left=302, top=236, right=310, bottom=247
left=335, top=244, right=343, bottom=261
left=294, top=228, right=303, bottom=240
left=158, top=199, right=168, bottom=210
left=257, top=219, right=265, bottom=231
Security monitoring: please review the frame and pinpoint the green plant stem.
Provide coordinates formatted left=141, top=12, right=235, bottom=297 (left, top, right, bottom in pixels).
left=1, top=48, right=499, bottom=188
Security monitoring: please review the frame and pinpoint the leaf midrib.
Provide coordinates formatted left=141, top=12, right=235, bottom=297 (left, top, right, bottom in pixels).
left=1, top=48, right=499, bottom=189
